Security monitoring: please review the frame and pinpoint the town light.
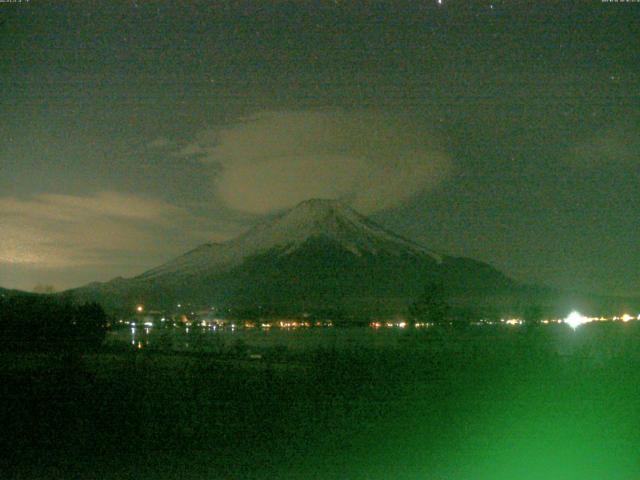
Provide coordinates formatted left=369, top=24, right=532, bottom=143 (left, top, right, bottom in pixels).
left=565, top=311, right=588, bottom=330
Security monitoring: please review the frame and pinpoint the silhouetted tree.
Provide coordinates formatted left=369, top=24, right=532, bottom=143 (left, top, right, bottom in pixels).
left=74, top=302, right=109, bottom=350
left=0, top=295, right=108, bottom=352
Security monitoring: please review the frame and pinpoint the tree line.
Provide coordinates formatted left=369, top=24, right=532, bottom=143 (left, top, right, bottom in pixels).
left=0, top=294, right=108, bottom=352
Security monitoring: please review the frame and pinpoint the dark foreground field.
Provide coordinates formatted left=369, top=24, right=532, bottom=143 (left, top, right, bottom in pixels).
left=2, top=323, right=640, bottom=480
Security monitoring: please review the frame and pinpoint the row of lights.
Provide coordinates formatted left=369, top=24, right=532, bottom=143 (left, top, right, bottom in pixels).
left=135, top=305, right=638, bottom=332
left=128, top=312, right=335, bottom=330
left=564, top=311, right=639, bottom=329
left=368, top=313, right=640, bottom=330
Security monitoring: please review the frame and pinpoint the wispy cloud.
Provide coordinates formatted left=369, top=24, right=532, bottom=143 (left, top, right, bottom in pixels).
left=181, top=110, right=453, bottom=214
left=0, top=191, right=246, bottom=274
left=0, top=192, right=183, bottom=226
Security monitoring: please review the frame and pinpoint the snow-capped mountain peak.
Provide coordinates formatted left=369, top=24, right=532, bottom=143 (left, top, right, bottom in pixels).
left=137, top=199, right=441, bottom=280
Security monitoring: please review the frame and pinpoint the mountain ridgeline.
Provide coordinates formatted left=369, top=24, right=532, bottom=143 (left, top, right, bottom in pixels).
left=69, top=199, right=524, bottom=316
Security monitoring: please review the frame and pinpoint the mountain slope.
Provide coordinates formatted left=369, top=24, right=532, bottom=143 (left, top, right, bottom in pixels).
left=137, top=199, right=443, bottom=281
left=70, top=199, right=515, bottom=314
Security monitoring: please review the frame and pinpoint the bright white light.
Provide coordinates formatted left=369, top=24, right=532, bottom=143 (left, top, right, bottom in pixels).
left=621, top=314, right=633, bottom=323
left=565, top=311, right=588, bottom=330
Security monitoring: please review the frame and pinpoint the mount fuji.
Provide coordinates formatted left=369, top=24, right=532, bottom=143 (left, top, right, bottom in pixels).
left=70, top=199, right=516, bottom=315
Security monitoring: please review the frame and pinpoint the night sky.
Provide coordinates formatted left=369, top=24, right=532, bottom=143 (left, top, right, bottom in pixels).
left=1, top=1, right=638, bottom=296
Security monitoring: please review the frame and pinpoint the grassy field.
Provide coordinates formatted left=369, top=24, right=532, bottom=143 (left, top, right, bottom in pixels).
left=2, top=323, right=640, bottom=479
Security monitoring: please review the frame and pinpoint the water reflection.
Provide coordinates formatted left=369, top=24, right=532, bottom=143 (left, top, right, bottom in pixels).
left=106, top=319, right=640, bottom=362
left=108, top=322, right=416, bottom=354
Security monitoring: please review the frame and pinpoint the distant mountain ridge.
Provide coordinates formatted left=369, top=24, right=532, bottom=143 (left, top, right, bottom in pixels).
left=70, top=199, right=517, bottom=315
